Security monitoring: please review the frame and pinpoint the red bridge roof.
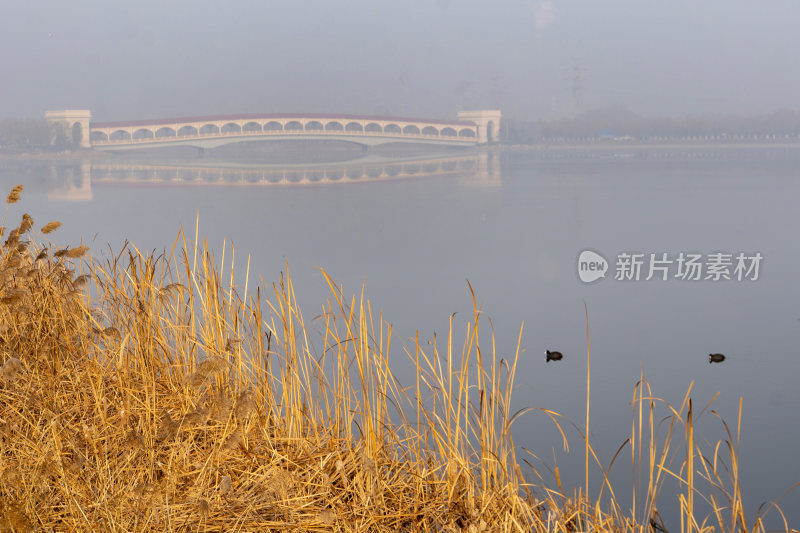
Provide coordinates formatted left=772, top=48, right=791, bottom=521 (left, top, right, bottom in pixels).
left=92, top=113, right=475, bottom=129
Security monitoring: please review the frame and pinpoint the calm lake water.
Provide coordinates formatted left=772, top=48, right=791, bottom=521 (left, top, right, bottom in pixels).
left=2, top=146, right=799, bottom=527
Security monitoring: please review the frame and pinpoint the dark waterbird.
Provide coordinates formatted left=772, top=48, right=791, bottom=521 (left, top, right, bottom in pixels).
left=708, top=353, right=726, bottom=364
left=545, top=350, right=563, bottom=362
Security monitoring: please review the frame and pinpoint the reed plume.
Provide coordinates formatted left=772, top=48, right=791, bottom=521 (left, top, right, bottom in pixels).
left=6, top=184, right=23, bottom=204
left=41, top=220, right=62, bottom=234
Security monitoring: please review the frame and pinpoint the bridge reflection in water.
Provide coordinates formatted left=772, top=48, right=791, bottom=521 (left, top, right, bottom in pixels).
left=47, top=151, right=500, bottom=201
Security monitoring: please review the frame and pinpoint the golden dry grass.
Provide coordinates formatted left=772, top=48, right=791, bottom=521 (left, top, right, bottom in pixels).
left=0, top=185, right=795, bottom=532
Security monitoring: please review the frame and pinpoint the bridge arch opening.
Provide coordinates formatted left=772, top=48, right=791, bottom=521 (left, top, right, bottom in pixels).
left=222, top=123, right=241, bottom=134
left=305, top=121, right=323, bottom=131
left=346, top=122, right=364, bottom=132
left=134, top=128, right=154, bottom=140
left=486, top=120, right=495, bottom=142
left=132, top=169, right=151, bottom=181
left=365, top=123, right=381, bottom=133
left=326, top=169, right=344, bottom=181
left=200, top=124, right=219, bottom=134
left=458, top=128, right=476, bottom=138
left=110, top=130, right=131, bottom=141
left=404, top=164, right=421, bottom=175
left=384, top=124, right=401, bottom=134
left=178, top=169, right=197, bottom=181
left=403, top=125, right=420, bottom=135
left=178, top=125, right=198, bottom=137
left=346, top=168, right=363, bottom=180
left=422, top=126, right=438, bottom=136
left=264, top=121, right=282, bottom=132
left=91, top=131, right=109, bottom=142
left=441, top=127, right=457, bottom=137
left=51, top=122, right=67, bottom=146
left=243, top=122, right=261, bottom=133
left=223, top=172, right=241, bottom=184
left=156, top=127, right=176, bottom=138
left=325, top=121, right=343, bottom=132
left=285, top=121, right=303, bottom=131
left=157, top=169, right=176, bottom=181
left=71, top=123, right=83, bottom=148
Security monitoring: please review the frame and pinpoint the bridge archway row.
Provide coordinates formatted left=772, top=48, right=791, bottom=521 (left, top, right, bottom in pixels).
left=90, top=117, right=478, bottom=144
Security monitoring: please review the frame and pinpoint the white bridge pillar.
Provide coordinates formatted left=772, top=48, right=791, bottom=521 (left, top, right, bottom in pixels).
left=45, top=109, right=92, bottom=148
left=457, top=109, right=502, bottom=144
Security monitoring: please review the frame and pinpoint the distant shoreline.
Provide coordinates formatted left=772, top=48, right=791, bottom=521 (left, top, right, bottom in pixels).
left=498, top=141, right=800, bottom=151
left=0, top=149, right=111, bottom=160
left=2, top=141, right=800, bottom=161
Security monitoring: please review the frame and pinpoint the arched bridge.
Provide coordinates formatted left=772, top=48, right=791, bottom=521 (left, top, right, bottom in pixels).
left=45, top=110, right=501, bottom=151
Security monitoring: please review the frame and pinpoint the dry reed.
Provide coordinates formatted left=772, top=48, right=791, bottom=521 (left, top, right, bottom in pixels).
left=0, top=184, right=795, bottom=532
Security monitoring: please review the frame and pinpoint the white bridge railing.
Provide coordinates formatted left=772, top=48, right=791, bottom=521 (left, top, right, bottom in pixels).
left=91, top=128, right=477, bottom=145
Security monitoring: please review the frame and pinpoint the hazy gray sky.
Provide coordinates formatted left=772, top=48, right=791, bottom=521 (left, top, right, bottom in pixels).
left=2, top=0, right=799, bottom=122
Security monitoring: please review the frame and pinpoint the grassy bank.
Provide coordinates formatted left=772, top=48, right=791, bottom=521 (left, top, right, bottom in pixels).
left=0, top=185, right=794, bottom=532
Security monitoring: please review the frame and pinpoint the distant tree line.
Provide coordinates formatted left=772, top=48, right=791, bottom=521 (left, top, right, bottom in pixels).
left=505, top=107, right=800, bottom=143
left=0, top=117, right=86, bottom=151
left=0, top=118, right=52, bottom=148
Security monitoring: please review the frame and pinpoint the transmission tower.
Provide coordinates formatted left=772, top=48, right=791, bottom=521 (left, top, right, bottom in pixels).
left=563, top=58, right=587, bottom=116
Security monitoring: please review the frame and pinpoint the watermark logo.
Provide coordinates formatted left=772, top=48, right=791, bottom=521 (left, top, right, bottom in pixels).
left=577, top=250, right=609, bottom=283
left=577, top=250, right=763, bottom=283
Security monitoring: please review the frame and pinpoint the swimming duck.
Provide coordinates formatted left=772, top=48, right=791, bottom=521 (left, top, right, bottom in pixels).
left=545, top=350, right=563, bottom=362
